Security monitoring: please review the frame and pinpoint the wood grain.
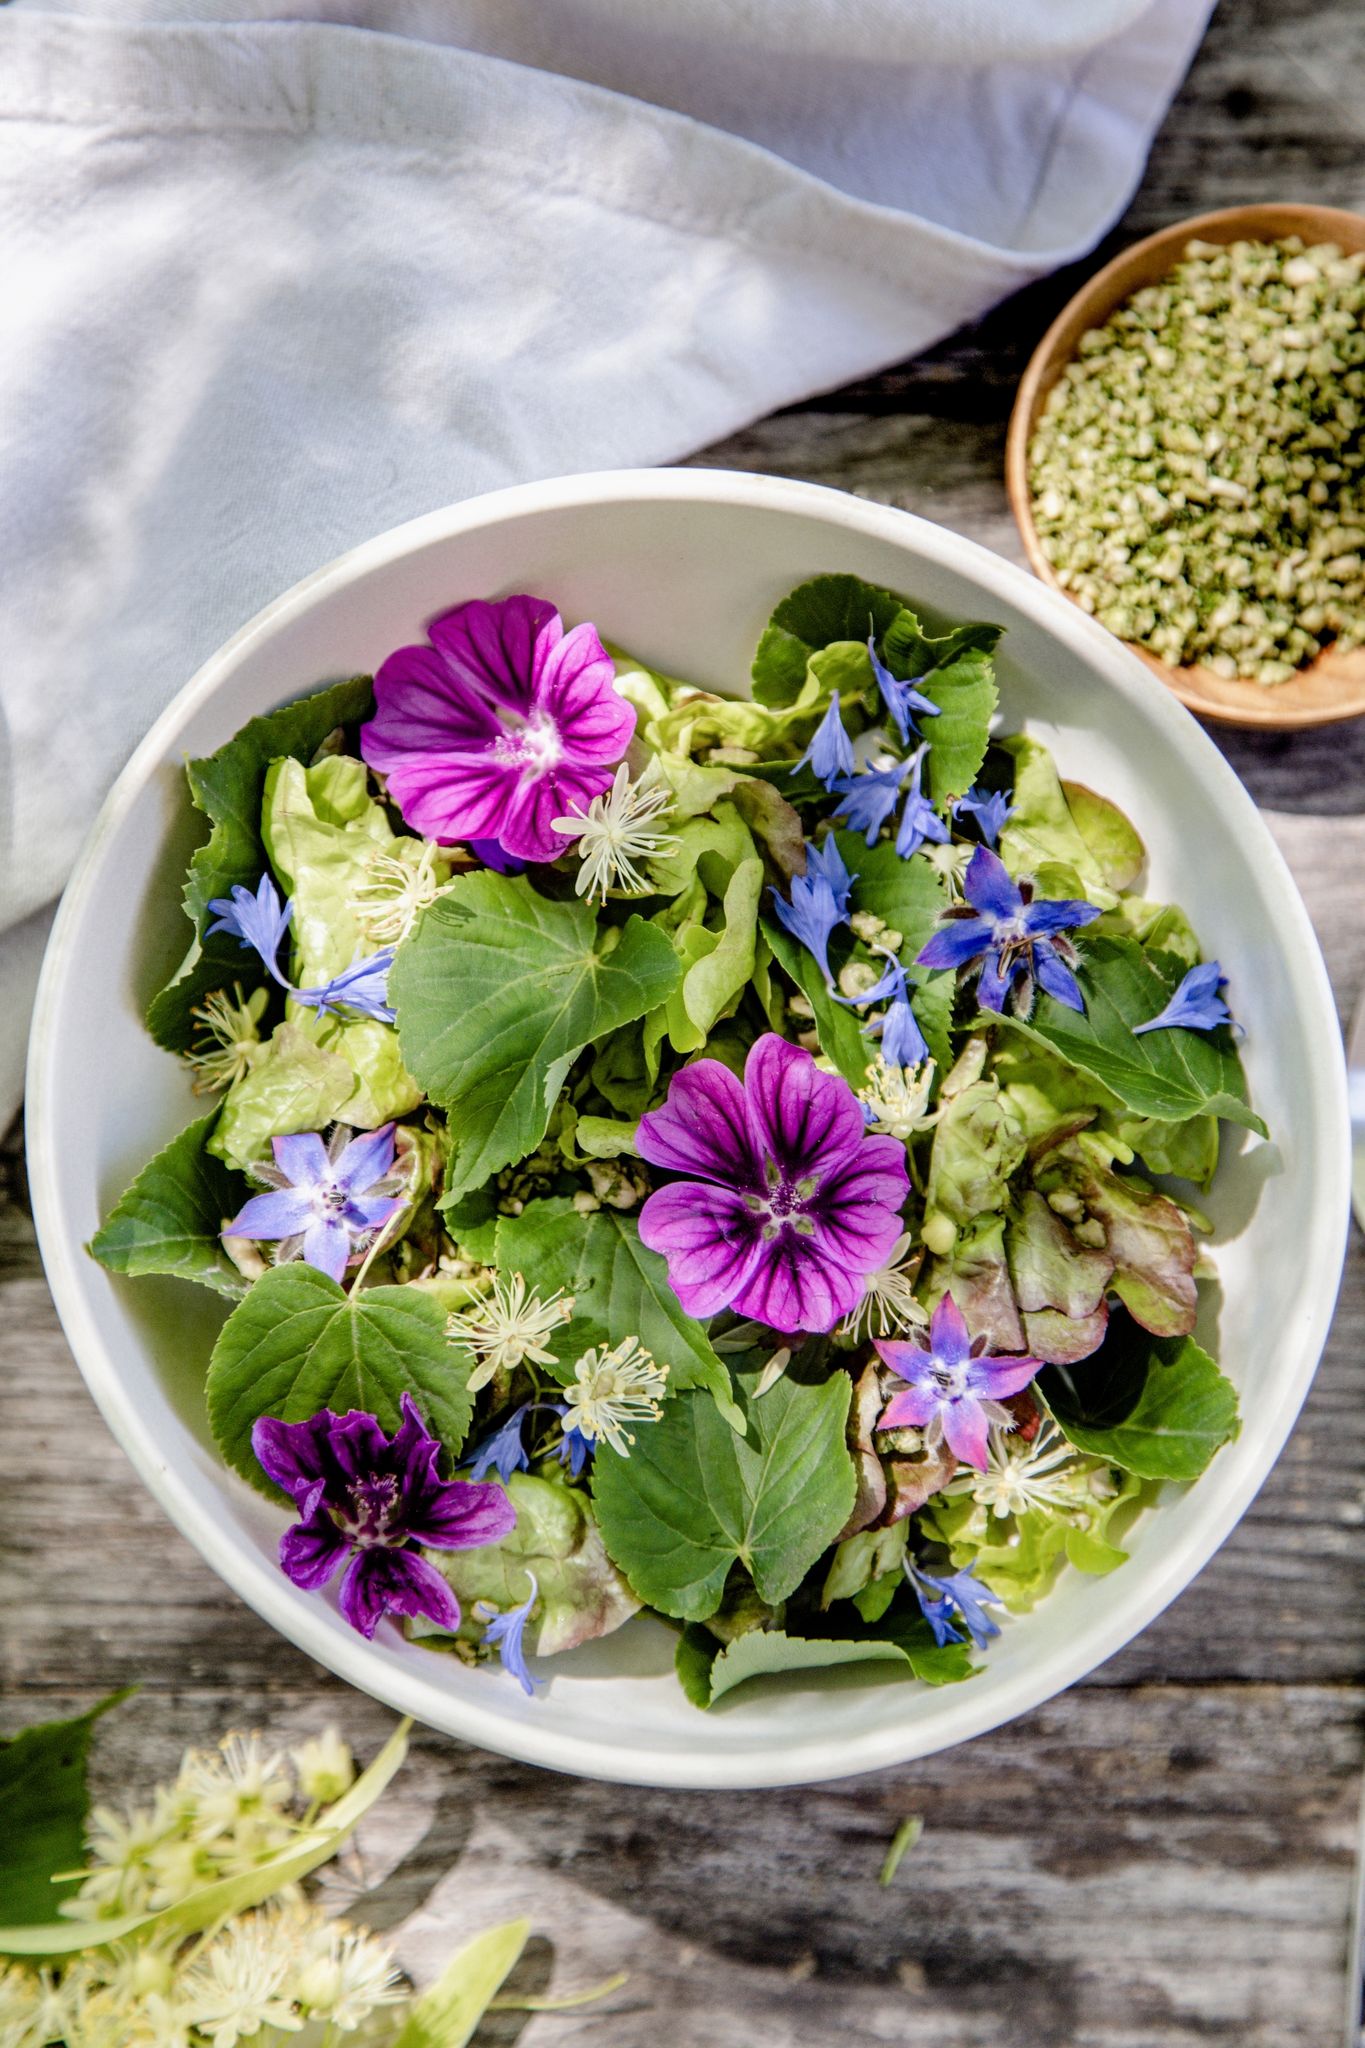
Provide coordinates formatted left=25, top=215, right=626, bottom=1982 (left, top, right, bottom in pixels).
left=4, top=2, right=1365, bottom=2042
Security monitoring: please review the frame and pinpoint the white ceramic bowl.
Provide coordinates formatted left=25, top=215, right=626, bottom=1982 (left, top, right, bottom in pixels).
left=28, top=469, right=1350, bottom=1789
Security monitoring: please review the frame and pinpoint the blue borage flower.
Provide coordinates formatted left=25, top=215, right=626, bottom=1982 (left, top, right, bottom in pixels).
left=837, top=948, right=929, bottom=1069
left=1133, top=959, right=1233, bottom=1036
left=476, top=1572, right=540, bottom=1695
left=905, top=1559, right=1004, bottom=1650
left=769, top=834, right=856, bottom=987
left=894, top=746, right=950, bottom=860
left=831, top=757, right=910, bottom=846
left=793, top=692, right=856, bottom=790
left=208, top=874, right=397, bottom=1023
left=225, top=1125, right=406, bottom=1283
left=952, top=785, right=1015, bottom=848
left=916, top=845, right=1100, bottom=1017
left=867, top=633, right=940, bottom=744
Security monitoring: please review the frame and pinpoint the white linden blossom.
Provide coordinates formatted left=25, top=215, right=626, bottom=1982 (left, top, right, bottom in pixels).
left=947, top=1420, right=1116, bottom=1526
left=447, top=1274, right=575, bottom=1392
left=550, top=763, right=679, bottom=902
left=289, top=1728, right=355, bottom=1808
left=67, top=1801, right=172, bottom=1919
left=347, top=840, right=442, bottom=946
left=841, top=1233, right=929, bottom=1342
left=858, top=1055, right=943, bottom=1141
left=179, top=1915, right=301, bottom=2048
left=564, top=1338, right=669, bottom=1456
left=288, top=1911, right=405, bottom=2029
left=176, top=1733, right=294, bottom=1846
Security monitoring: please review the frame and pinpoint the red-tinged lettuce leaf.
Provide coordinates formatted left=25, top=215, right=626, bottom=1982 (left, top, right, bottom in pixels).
left=1036, top=1140, right=1198, bottom=1340
left=1005, top=1187, right=1113, bottom=1361
left=925, top=1213, right=1026, bottom=1355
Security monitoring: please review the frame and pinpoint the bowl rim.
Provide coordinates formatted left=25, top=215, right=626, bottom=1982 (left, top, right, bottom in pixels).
left=1005, top=201, right=1365, bottom=732
left=26, top=465, right=1352, bottom=1788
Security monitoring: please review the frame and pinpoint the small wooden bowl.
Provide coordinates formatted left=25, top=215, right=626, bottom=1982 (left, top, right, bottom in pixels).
left=1006, top=203, right=1365, bottom=729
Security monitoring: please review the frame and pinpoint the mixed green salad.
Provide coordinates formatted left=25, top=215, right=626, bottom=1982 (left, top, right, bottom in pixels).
left=90, top=572, right=1264, bottom=1708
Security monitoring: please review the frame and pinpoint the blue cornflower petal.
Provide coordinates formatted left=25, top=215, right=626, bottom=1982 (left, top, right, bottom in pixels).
left=770, top=835, right=856, bottom=987
left=558, top=1421, right=592, bottom=1479
left=1132, top=960, right=1233, bottom=1037
left=831, top=758, right=909, bottom=846
left=466, top=1403, right=534, bottom=1484
left=793, top=692, right=856, bottom=791
left=908, top=1561, right=1002, bottom=1651
left=881, top=996, right=929, bottom=1069
left=893, top=747, right=949, bottom=860
left=295, top=948, right=397, bottom=1024
left=206, top=874, right=294, bottom=985
left=480, top=1572, right=541, bottom=1696
left=867, top=634, right=940, bottom=744
left=952, top=786, right=1015, bottom=847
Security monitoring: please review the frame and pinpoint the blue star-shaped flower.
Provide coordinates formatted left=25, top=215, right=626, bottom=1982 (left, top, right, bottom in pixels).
left=867, top=634, right=940, bottom=744
left=1132, top=960, right=1232, bottom=1036
left=479, top=1572, right=541, bottom=1695
left=916, top=846, right=1100, bottom=1017
left=907, top=1561, right=1004, bottom=1650
left=792, top=692, right=856, bottom=790
left=769, top=834, right=856, bottom=987
left=895, top=747, right=950, bottom=860
left=837, top=949, right=928, bottom=1069
left=952, top=785, right=1015, bottom=848
left=831, top=757, right=910, bottom=846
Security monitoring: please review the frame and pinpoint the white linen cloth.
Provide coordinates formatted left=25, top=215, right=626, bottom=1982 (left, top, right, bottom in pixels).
left=0, top=0, right=1213, bottom=1126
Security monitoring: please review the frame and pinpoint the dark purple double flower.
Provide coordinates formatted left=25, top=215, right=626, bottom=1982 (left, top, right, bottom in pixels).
left=253, top=1394, right=516, bottom=1639
left=917, top=846, right=1100, bottom=1016
left=636, top=1033, right=909, bottom=1334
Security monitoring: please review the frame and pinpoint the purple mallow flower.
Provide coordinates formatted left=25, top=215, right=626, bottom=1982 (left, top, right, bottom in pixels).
left=793, top=692, right=855, bottom=790
left=916, top=845, right=1100, bottom=1017
left=360, top=594, right=635, bottom=865
left=478, top=1573, right=540, bottom=1695
left=952, top=785, right=1014, bottom=848
left=636, top=1033, right=909, bottom=1335
left=894, top=747, right=950, bottom=860
left=225, top=1124, right=405, bottom=1283
left=769, top=835, right=855, bottom=987
left=838, top=950, right=928, bottom=1069
left=1133, top=960, right=1232, bottom=1036
left=876, top=1292, right=1039, bottom=1471
left=252, top=1394, right=516, bottom=1640
left=208, top=873, right=396, bottom=1023
left=867, top=633, right=939, bottom=744
left=907, top=1560, right=1003, bottom=1649
left=831, top=757, right=909, bottom=846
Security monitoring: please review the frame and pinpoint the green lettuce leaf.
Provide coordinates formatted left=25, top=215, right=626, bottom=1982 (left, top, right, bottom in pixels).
left=924, top=1066, right=1027, bottom=1228
left=494, top=1197, right=741, bottom=1428
left=263, top=753, right=394, bottom=983
left=591, top=1374, right=856, bottom=1621
left=751, top=573, right=905, bottom=707
left=206, top=1263, right=476, bottom=1483
left=675, top=1616, right=970, bottom=1708
left=427, top=1471, right=639, bottom=1655
left=146, top=676, right=373, bottom=1051
left=999, top=935, right=1265, bottom=1134
left=997, top=737, right=1142, bottom=901
left=207, top=1020, right=356, bottom=1172
left=921, top=1466, right=1147, bottom=1611
left=0, top=1691, right=133, bottom=1926
left=89, top=1112, right=247, bottom=1299
left=1039, top=1314, right=1239, bottom=1480
left=391, top=875, right=681, bottom=1204
left=1062, top=780, right=1145, bottom=891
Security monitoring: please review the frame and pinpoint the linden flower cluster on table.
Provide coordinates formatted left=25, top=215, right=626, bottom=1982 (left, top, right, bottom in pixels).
left=91, top=570, right=1262, bottom=1710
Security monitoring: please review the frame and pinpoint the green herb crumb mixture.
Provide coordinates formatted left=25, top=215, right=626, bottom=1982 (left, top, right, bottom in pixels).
left=1029, top=236, right=1365, bottom=684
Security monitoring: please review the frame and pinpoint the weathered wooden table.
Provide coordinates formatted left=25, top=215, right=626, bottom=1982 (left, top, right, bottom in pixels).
left=4, top=3, right=1364, bottom=2041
